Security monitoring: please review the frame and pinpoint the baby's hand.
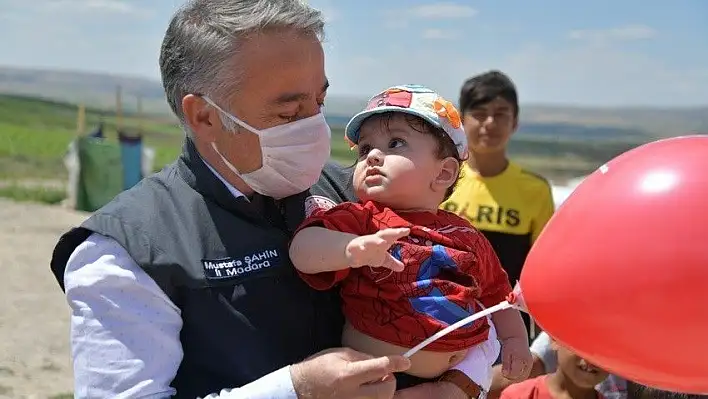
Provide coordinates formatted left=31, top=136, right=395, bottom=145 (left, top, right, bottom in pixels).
left=500, top=336, right=533, bottom=382
left=345, top=228, right=410, bottom=271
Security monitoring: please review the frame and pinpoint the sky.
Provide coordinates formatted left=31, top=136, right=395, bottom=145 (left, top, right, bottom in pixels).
left=0, top=0, right=707, bottom=106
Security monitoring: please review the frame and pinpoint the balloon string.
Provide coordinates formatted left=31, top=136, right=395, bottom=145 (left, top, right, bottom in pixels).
left=403, top=300, right=514, bottom=358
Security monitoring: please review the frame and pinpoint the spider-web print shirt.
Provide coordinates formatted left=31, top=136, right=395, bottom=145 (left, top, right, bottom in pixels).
left=295, top=200, right=512, bottom=352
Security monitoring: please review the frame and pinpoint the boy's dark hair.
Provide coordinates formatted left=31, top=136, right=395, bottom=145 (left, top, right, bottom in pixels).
left=358, top=113, right=462, bottom=201
left=459, top=70, right=519, bottom=118
left=626, top=382, right=708, bottom=399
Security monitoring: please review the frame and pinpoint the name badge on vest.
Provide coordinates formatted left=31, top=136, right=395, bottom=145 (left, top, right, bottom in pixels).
left=201, top=248, right=282, bottom=282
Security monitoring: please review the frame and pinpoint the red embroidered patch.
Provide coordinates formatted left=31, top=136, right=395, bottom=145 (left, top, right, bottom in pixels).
left=365, top=89, right=413, bottom=110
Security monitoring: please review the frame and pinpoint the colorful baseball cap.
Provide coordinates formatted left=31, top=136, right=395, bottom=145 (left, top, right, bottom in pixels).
left=344, top=84, right=468, bottom=159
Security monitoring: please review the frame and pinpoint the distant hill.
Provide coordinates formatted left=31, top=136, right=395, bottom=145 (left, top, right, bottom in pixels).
left=1, top=66, right=706, bottom=138
left=515, top=122, right=647, bottom=141
left=520, top=105, right=708, bottom=138
left=322, top=112, right=649, bottom=141
left=0, top=66, right=169, bottom=115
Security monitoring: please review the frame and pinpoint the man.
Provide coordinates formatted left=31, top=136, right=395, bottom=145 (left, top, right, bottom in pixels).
left=49, top=1, right=493, bottom=398
left=442, top=70, right=555, bottom=338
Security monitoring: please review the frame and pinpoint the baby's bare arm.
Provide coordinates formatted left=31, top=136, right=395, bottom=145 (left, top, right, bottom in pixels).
left=491, top=308, right=528, bottom=344
left=492, top=308, right=532, bottom=381
left=289, top=226, right=359, bottom=274
left=290, top=226, right=410, bottom=275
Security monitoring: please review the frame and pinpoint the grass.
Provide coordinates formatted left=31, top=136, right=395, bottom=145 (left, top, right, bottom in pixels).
left=0, top=93, right=357, bottom=180
left=0, top=93, right=653, bottom=204
left=0, top=184, right=66, bottom=204
left=0, top=94, right=185, bottom=179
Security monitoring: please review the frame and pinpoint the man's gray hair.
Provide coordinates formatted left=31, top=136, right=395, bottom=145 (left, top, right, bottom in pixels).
left=159, top=0, right=325, bottom=131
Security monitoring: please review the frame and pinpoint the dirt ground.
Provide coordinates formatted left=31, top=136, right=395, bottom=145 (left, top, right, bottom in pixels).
left=0, top=198, right=89, bottom=398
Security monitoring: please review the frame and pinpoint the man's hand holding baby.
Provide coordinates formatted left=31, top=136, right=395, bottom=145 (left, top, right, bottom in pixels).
left=345, top=227, right=411, bottom=271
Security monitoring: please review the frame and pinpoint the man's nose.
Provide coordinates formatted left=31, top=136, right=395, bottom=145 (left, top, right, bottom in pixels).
left=366, top=148, right=384, bottom=166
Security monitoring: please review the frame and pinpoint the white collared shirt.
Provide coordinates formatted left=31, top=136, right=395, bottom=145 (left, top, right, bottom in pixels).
left=65, top=161, right=494, bottom=398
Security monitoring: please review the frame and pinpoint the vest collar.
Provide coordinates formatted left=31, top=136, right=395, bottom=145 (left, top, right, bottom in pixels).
left=177, top=138, right=309, bottom=232
left=200, top=154, right=246, bottom=201
left=177, top=138, right=253, bottom=215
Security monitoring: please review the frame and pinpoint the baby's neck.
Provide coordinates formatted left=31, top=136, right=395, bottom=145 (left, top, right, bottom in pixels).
left=395, top=205, right=439, bottom=213
left=364, top=198, right=441, bottom=214
left=546, top=372, right=597, bottom=399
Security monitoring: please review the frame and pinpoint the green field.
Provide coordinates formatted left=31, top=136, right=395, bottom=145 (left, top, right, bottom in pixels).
left=0, top=94, right=357, bottom=181
left=0, top=94, right=650, bottom=192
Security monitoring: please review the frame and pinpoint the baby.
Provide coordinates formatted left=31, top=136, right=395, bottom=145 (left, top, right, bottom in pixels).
left=289, top=84, right=531, bottom=387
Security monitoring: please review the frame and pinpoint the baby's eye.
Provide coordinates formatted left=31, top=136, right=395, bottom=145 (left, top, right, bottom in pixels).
left=358, top=144, right=371, bottom=158
left=389, top=138, right=406, bottom=148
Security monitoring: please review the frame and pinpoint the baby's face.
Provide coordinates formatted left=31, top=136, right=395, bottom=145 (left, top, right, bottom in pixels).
left=352, top=113, right=444, bottom=210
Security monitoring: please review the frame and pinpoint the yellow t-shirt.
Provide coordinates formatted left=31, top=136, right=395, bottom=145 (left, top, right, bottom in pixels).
left=441, top=161, right=554, bottom=284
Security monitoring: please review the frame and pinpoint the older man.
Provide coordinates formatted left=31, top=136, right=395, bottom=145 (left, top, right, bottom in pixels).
left=50, top=1, right=494, bottom=398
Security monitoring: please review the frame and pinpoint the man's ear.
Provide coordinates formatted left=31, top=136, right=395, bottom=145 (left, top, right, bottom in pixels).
left=182, top=94, right=219, bottom=141
left=433, top=157, right=460, bottom=193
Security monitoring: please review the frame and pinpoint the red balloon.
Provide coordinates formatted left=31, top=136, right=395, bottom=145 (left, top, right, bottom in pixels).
left=520, top=135, right=708, bottom=393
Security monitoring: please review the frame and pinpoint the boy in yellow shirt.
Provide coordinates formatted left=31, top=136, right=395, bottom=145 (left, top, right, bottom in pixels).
left=442, top=70, right=554, bottom=339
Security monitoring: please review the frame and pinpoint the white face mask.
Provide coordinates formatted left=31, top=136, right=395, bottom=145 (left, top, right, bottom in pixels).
left=202, top=96, right=331, bottom=199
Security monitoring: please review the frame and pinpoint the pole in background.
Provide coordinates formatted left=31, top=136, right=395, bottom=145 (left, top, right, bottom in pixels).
left=116, top=85, right=123, bottom=132
left=136, top=95, right=143, bottom=134
left=76, top=103, right=86, bottom=135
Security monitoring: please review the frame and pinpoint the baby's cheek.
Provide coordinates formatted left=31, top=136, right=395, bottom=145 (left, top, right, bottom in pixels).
left=352, top=166, right=367, bottom=187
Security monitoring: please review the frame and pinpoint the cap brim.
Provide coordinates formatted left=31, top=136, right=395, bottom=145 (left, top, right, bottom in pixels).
left=344, top=106, right=443, bottom=145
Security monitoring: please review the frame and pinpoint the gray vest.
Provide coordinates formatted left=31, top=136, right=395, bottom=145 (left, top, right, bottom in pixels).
left=50, top=139, right=355, bottom=398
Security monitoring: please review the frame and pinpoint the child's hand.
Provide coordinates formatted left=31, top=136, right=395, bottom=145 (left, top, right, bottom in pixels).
left=500, top=336, right=533, bottom=382
left=345, top=228, right=410, bottom=271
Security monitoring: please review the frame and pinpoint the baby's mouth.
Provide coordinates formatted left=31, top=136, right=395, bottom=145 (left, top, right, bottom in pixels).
left=365, top=168, right=384, bottom=177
